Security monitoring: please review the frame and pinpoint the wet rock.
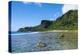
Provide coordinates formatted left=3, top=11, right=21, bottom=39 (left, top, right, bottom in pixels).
left=59, top=34, right=64, bottom=39
left=37, top=41, right=47, bottom=48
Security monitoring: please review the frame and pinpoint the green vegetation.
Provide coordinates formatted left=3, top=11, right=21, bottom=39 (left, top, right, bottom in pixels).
left=59, top=32, right=78, bottom=49
left=18, top=10, right=78, bottom=32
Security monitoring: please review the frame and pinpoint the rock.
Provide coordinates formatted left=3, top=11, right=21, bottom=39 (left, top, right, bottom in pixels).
left=37, top=41, right=47, bottom=48
left=59, top=34, right=64, bottom=39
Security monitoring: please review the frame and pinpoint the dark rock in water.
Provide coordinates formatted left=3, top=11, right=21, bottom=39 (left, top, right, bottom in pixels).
left=37, top=41, right=47, bottom=48
left=59, top=34, right=64, bottom=39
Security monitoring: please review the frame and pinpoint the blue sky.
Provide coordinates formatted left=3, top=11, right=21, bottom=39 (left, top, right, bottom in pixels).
left=10, top=1, right=64, bottom=31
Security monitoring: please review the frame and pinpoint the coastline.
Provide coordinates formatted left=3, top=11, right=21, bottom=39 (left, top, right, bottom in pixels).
left=44, top=30, right=78, bottom=32
left=17, top=30, right=78, bottom=33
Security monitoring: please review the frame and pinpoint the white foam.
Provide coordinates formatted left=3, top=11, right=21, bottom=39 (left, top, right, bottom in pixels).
left=11, top=32, right=40, bottom=36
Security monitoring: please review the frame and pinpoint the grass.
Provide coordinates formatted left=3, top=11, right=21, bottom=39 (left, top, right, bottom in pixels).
left=58, top=31, right=78, bottom=49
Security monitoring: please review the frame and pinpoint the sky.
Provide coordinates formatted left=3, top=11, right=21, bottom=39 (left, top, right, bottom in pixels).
left=10, top=1, right=77, bottom=31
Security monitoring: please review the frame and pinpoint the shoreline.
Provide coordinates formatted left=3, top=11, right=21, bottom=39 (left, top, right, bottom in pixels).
left=17, top=30, right=78, bottom=33
left=44, top=30, right=78, bottom=32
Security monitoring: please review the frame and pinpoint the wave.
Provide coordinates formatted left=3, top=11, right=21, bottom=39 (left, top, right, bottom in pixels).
left=11, top=32, right=40, bottom=35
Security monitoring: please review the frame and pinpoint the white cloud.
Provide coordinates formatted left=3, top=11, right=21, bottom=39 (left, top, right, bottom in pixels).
left=22, top=1, right=30, bottom=4
left=34, top=3, right=42, bottom=7
left=62, top=4, right=78, bottom=14
left=22, top=1, right=42, bottom=7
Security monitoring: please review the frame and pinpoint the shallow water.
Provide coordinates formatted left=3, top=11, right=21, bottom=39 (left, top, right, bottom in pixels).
left=10, top=32, right=77, bottom=53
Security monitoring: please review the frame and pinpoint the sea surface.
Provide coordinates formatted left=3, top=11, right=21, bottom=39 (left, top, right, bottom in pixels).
left=10, top=32, right=77, bottom=53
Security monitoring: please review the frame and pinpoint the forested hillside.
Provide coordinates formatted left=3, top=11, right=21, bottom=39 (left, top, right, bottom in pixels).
left=18, top=10, right=78, bottom=32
